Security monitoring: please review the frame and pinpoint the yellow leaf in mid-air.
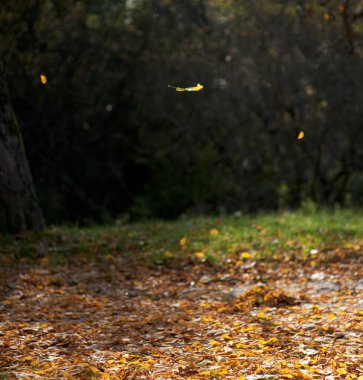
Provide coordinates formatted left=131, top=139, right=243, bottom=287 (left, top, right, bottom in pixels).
left=297, top=131, right=304, bottom=140
left=40, top=74, right=47, bottom=85
left=168, top=83, right=204, bottom=92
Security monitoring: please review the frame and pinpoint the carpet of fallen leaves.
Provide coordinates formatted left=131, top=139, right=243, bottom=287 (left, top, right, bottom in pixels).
left=0, top=240, right=362, bottom=379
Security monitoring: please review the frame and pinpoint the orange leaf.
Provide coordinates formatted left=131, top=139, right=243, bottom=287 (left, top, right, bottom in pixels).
left=40, top=74, right=47, bottom=85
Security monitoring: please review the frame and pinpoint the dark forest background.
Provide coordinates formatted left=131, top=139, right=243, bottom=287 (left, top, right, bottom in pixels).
left=2, top=0, right=363, bottom=224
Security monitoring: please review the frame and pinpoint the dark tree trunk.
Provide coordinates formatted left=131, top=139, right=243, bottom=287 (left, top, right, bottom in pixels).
left=0, top=61, right=45, bottom=233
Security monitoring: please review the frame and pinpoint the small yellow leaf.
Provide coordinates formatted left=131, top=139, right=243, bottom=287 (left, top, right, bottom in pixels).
left=337, top=368, right=347, bottom=374
left=326, top=313, right=335, bottom=321
left=20, top=356, right=33, bottom=362
left=357, top=311, right=363, bottom=316
left=241, top=252, right=251, bottom=259
left=168, top=83, right=204, bottom=92
left=210, top=228, right=219, bottom=236
left=164, top=250, right=173, bottom=258
left=221, top=333, right=233, bottom=340
left=209, top=340, right=221, bottom=347
left=200, top=303, right=210, bottom=308
left=194, top=251, right=205, bottom=259
left=297, top=131, right=304, bottom=140
left=180, top=236, right=187, bottom=247
left=192, top=83, right=204, bottom=91
left=40, top=74, right=47, bottom=85
left=358, top=376, right=363, bottom=380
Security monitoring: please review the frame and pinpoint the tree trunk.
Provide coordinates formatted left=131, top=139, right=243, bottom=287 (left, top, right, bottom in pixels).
left=0, top=61, right=45, bottom=233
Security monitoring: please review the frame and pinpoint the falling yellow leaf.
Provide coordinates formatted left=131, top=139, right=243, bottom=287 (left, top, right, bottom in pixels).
left=40, top=74, right=47, bottom=85
left=210, top=228, right=219, bottom=236
left=180, top=236, right=187, bottom=247
left=168, top=83, right=204, bottom=92
left=297, top=131, right=304, bottom=140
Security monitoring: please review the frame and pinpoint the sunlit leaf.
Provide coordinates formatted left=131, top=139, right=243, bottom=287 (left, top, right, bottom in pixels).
left=40, top=74, right=47, bottom=85
left=168, top=83, right=204, bottom=92
left=297, top=131, right=304, bottom=140
left=241, top=252, right=251, bottom=259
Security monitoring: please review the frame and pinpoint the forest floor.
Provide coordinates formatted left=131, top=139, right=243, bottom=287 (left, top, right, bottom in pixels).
left=0, top=211, right=362, bottom=379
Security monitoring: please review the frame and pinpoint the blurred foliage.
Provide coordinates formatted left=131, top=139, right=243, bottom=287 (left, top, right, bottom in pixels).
left=2, top=0, right=363, bottom=223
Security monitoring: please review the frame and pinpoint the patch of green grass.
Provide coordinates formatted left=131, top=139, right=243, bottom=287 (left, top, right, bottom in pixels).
left=1, top=209, right=363, bottom=266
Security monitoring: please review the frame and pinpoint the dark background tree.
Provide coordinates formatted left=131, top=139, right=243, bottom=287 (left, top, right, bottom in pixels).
left=1, top=0, right=363, bottom=225
left=0, top=61, right=45, bottom=232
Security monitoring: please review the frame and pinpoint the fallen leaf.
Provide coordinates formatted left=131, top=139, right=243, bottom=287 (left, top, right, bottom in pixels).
left=210, top=228, right=219, bottom=237
left=180, top=236, right=187, bottom=247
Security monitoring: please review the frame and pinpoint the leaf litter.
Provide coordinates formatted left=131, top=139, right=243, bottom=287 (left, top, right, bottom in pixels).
left=0, top=229, right=362, bottom=379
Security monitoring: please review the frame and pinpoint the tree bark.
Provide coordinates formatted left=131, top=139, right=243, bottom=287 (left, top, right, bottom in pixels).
left=0, top=60, right=45, bottom=233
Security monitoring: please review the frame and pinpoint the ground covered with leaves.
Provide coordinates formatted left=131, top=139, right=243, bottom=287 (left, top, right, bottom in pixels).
left=0, top=211, right=362, bottom=379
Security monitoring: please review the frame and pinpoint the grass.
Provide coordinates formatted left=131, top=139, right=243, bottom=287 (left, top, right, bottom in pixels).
left=1, top=209, right=363, bottom=266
